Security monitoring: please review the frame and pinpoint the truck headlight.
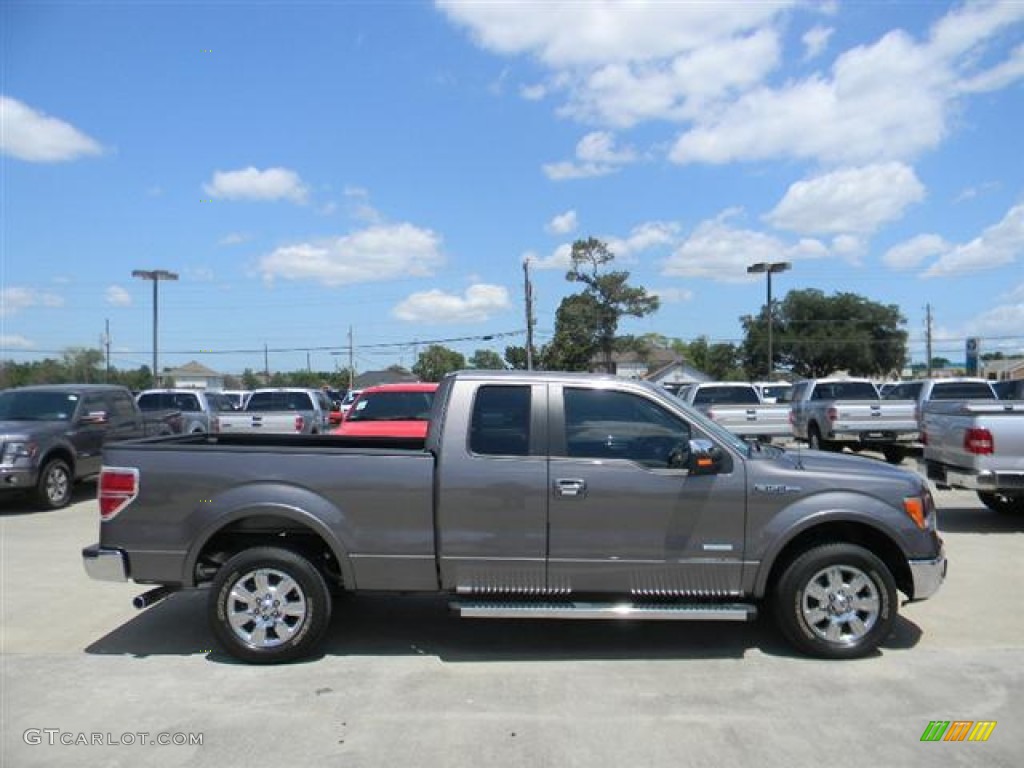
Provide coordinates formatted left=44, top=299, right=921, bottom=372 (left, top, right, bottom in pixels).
left=1, top=441, right=37, bottom=464
left=903, top=489, right=935, bottom=531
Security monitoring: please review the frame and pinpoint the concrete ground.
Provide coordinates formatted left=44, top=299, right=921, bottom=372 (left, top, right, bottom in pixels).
left=2, top=472, right=1022, bottom=768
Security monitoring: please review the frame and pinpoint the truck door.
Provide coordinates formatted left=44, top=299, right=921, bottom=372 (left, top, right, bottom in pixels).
left=546, top=384, right=746, bottom=597
left=435, top=382, right=550, bottom=594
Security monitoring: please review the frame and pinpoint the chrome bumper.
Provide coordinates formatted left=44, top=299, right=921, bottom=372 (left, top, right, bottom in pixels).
left=908, top=548, right=947, bottom=601
left=82, top=544, right=128, bottom=582
left=945, top=467, right=1024, bottom=492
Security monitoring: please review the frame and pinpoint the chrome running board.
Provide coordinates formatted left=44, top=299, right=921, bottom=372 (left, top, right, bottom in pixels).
left=450, top=600, right=756, bottom=622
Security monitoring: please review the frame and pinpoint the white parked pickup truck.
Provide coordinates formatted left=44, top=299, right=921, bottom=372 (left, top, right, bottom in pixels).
left=789, top=378, right=918, bottom=464
left=675, top=382, right=790, bottom=442
left=217, top=388, right=332, bottom=435
left=921, top=400, right=1024, bottom=514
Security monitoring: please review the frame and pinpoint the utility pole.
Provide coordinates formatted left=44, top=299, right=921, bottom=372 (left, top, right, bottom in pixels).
left=348, top=326, right=354, bottom=389
left=747, top=261, right=791, bottom=379
left=523, top=258, right=535, bottom=370
left=925, top=304, right=933, bottom=378
left=132, top=269, right=178, bottom=387
left=264, top=343, right=270, bottom=381
left=102, top=319, right=111, bottom=382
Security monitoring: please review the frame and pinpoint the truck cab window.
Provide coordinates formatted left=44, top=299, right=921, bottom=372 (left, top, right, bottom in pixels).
left=563, top=388, right=690, bottom=468
left=469, top=386, right=530, bottom=456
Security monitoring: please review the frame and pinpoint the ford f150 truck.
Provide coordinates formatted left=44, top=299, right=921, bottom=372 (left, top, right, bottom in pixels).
left=217, top=388, right=332, bottom=434
left=0, top=384, right=182, bottom=509
left=921, top=400, right=1024, bottom=514
left=675, top=382, right=790, bottom=442
left=789, top=378, right=918, bottom=463
left=83, top=371, right=946, bottom=663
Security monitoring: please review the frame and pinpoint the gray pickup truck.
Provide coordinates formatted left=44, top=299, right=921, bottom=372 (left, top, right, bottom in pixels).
left=921, top=400, right=1024, bottom=514
left=0, top=384, right=182, bottom=509
left=83, top=371, right=945, bottom=663
left=675, top=382, right=790, bottom=442
left=790, top=378, right=918, bottom=463
left=136, top=388, right=238, bottom=434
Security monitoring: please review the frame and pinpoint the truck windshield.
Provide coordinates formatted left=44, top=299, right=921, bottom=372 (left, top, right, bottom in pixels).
left=0, top=391, right=79, bottom=421
left=347, top=391, right=436, bottom=422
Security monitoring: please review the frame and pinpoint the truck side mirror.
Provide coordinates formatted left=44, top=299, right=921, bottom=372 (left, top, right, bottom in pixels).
left=80, top=411, right=109, bottom=426
left=687, top=438, right=722, bottom=475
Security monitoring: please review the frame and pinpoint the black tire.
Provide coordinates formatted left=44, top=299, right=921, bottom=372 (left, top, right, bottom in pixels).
left=34, top=458, right=73, bottom=510
left=977, top=491, right=1024, bottom=515
left=881, top=446, right=905, bottom=465
left=209, top=547, right=332, bottom=664
left=808, top=425, right=838, bottom=452
left=773, top=543, right=897, bottom=659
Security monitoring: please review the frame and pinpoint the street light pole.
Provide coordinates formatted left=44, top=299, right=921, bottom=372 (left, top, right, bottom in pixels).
left=747, top=261, right=791, bottom=379
left=132, top=269, right=179, bottom=387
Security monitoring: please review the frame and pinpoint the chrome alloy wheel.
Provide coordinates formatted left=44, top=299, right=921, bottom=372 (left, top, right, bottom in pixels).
left=800, top=564, right=880, bottom=645
left=226, top=568, right=308, bottom=649
left=45, top=465, right=70, bottom=505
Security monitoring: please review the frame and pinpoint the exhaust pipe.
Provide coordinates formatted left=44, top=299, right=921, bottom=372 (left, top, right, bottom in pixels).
left=132, top=585, right=177, bottom=610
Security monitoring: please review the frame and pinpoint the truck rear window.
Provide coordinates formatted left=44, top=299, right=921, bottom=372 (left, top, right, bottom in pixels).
left=470, top=386, right=530, bottom=456
left=693, top=386, right=760, bottom=405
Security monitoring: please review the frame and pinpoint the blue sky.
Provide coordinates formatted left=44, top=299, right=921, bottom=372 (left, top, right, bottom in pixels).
left=2, top=0, right=1023, bottom=378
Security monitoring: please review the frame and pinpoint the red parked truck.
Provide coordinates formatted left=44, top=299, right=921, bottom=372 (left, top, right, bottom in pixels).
left=333, top=383, right=439, bottom=439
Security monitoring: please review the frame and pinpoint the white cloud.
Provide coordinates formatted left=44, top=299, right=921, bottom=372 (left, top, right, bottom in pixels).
left=0, top=335, right=34, bottom=350
left=607, top=221, right=680, bottom=258
left=437, top=1, right=793, bottom=66
left=660, top=210, right=827, bottom=282
left=546, top=210, right=578, bottom=235
left=802, top=25, right=833, bottom=61
left=766, top=163, right=925, bottom=235
left=648, top=287, right=694, bottom=304
left=0, top=96, right=103, bottom=162
left=883, top=234, right=949, bottom=270
left=965, top=302, right=1024, bottom=341
left=520, top=83, right=547, bottom=101
left=922, top=203, right=1024, bottom=277
left=258, top=223, right=444, bottom=286
left=203, top=167, right=309, bottom=203
left=0, top=287, right=65, bottom=316
left=669, top=5, right=1024, bottom=166
left=344, top=186, right=383, bottom=223
left=543, top=131, right=637, bottom=180
left=105, top=285, right=133, bottom=306
left=525, top=243, right=573, bottom=271
left=392, top=284, right=511, bottom=323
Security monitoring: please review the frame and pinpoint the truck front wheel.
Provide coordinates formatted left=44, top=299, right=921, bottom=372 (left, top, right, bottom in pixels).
left=34, top=458, right=72, bottom=510
left=977, top=491, right=1024, bottom=515
left=209, top=547, right=332, bottom=664
left=773, top=543, right=897, bottom=659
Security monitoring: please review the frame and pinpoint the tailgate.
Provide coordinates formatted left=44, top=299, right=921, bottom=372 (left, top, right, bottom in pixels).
left=831, top=401, right=918, bottom=434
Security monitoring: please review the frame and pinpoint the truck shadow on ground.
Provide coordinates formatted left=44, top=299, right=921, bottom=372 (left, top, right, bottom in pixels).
left=0, top=482, right=95, bottom=516
left=84, top=590, right=922, bottom=664
left=933, top=505, right=1024, bottom=534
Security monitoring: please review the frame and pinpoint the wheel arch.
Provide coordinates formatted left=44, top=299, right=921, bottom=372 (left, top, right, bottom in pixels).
left=756, top=520, right=913, bottom=601
left=184, top=487, right=356, bottom=590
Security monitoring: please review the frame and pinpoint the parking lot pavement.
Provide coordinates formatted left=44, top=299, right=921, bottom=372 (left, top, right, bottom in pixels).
left=2, top=482, right=1023, bottom=768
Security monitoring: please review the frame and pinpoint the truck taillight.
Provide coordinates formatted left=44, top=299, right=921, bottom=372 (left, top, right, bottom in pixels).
left=295, top=415, right=305, bottom=432
left=98, top=467, right=139, bottom=520
left=826, top=407, right=838, bottom=422
left=964, top=427, right=994, bottom=455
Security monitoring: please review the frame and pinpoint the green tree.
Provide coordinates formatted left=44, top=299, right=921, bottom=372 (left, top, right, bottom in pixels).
left=541, top=293, right=603, bottom=371
left=412, top=345, right=466, bottom=382
left=241, top=368, right=261, bottom=389
left=564, top=237, right=660, bottom=369
left=62, top=347, right=104, bottom=382
left=503, top=345, right=539, bottom=370
left=742, top=289, right=907, bottom=378
left=468, top=349, right=506, bottom=370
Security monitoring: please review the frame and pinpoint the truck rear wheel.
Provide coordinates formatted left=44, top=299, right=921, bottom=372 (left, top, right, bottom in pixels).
left=977, top=491, right=1024, bottom=515
left=34, top=458, right=72, bottom=510
left=881, top=446, right=905, bottom=465
left=209, top=547, right=332, bottom=664
left=773, top=543, right=896, bottom=659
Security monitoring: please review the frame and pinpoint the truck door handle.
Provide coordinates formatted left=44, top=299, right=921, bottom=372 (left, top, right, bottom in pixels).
left=554, top=478, right=587, bottom=498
